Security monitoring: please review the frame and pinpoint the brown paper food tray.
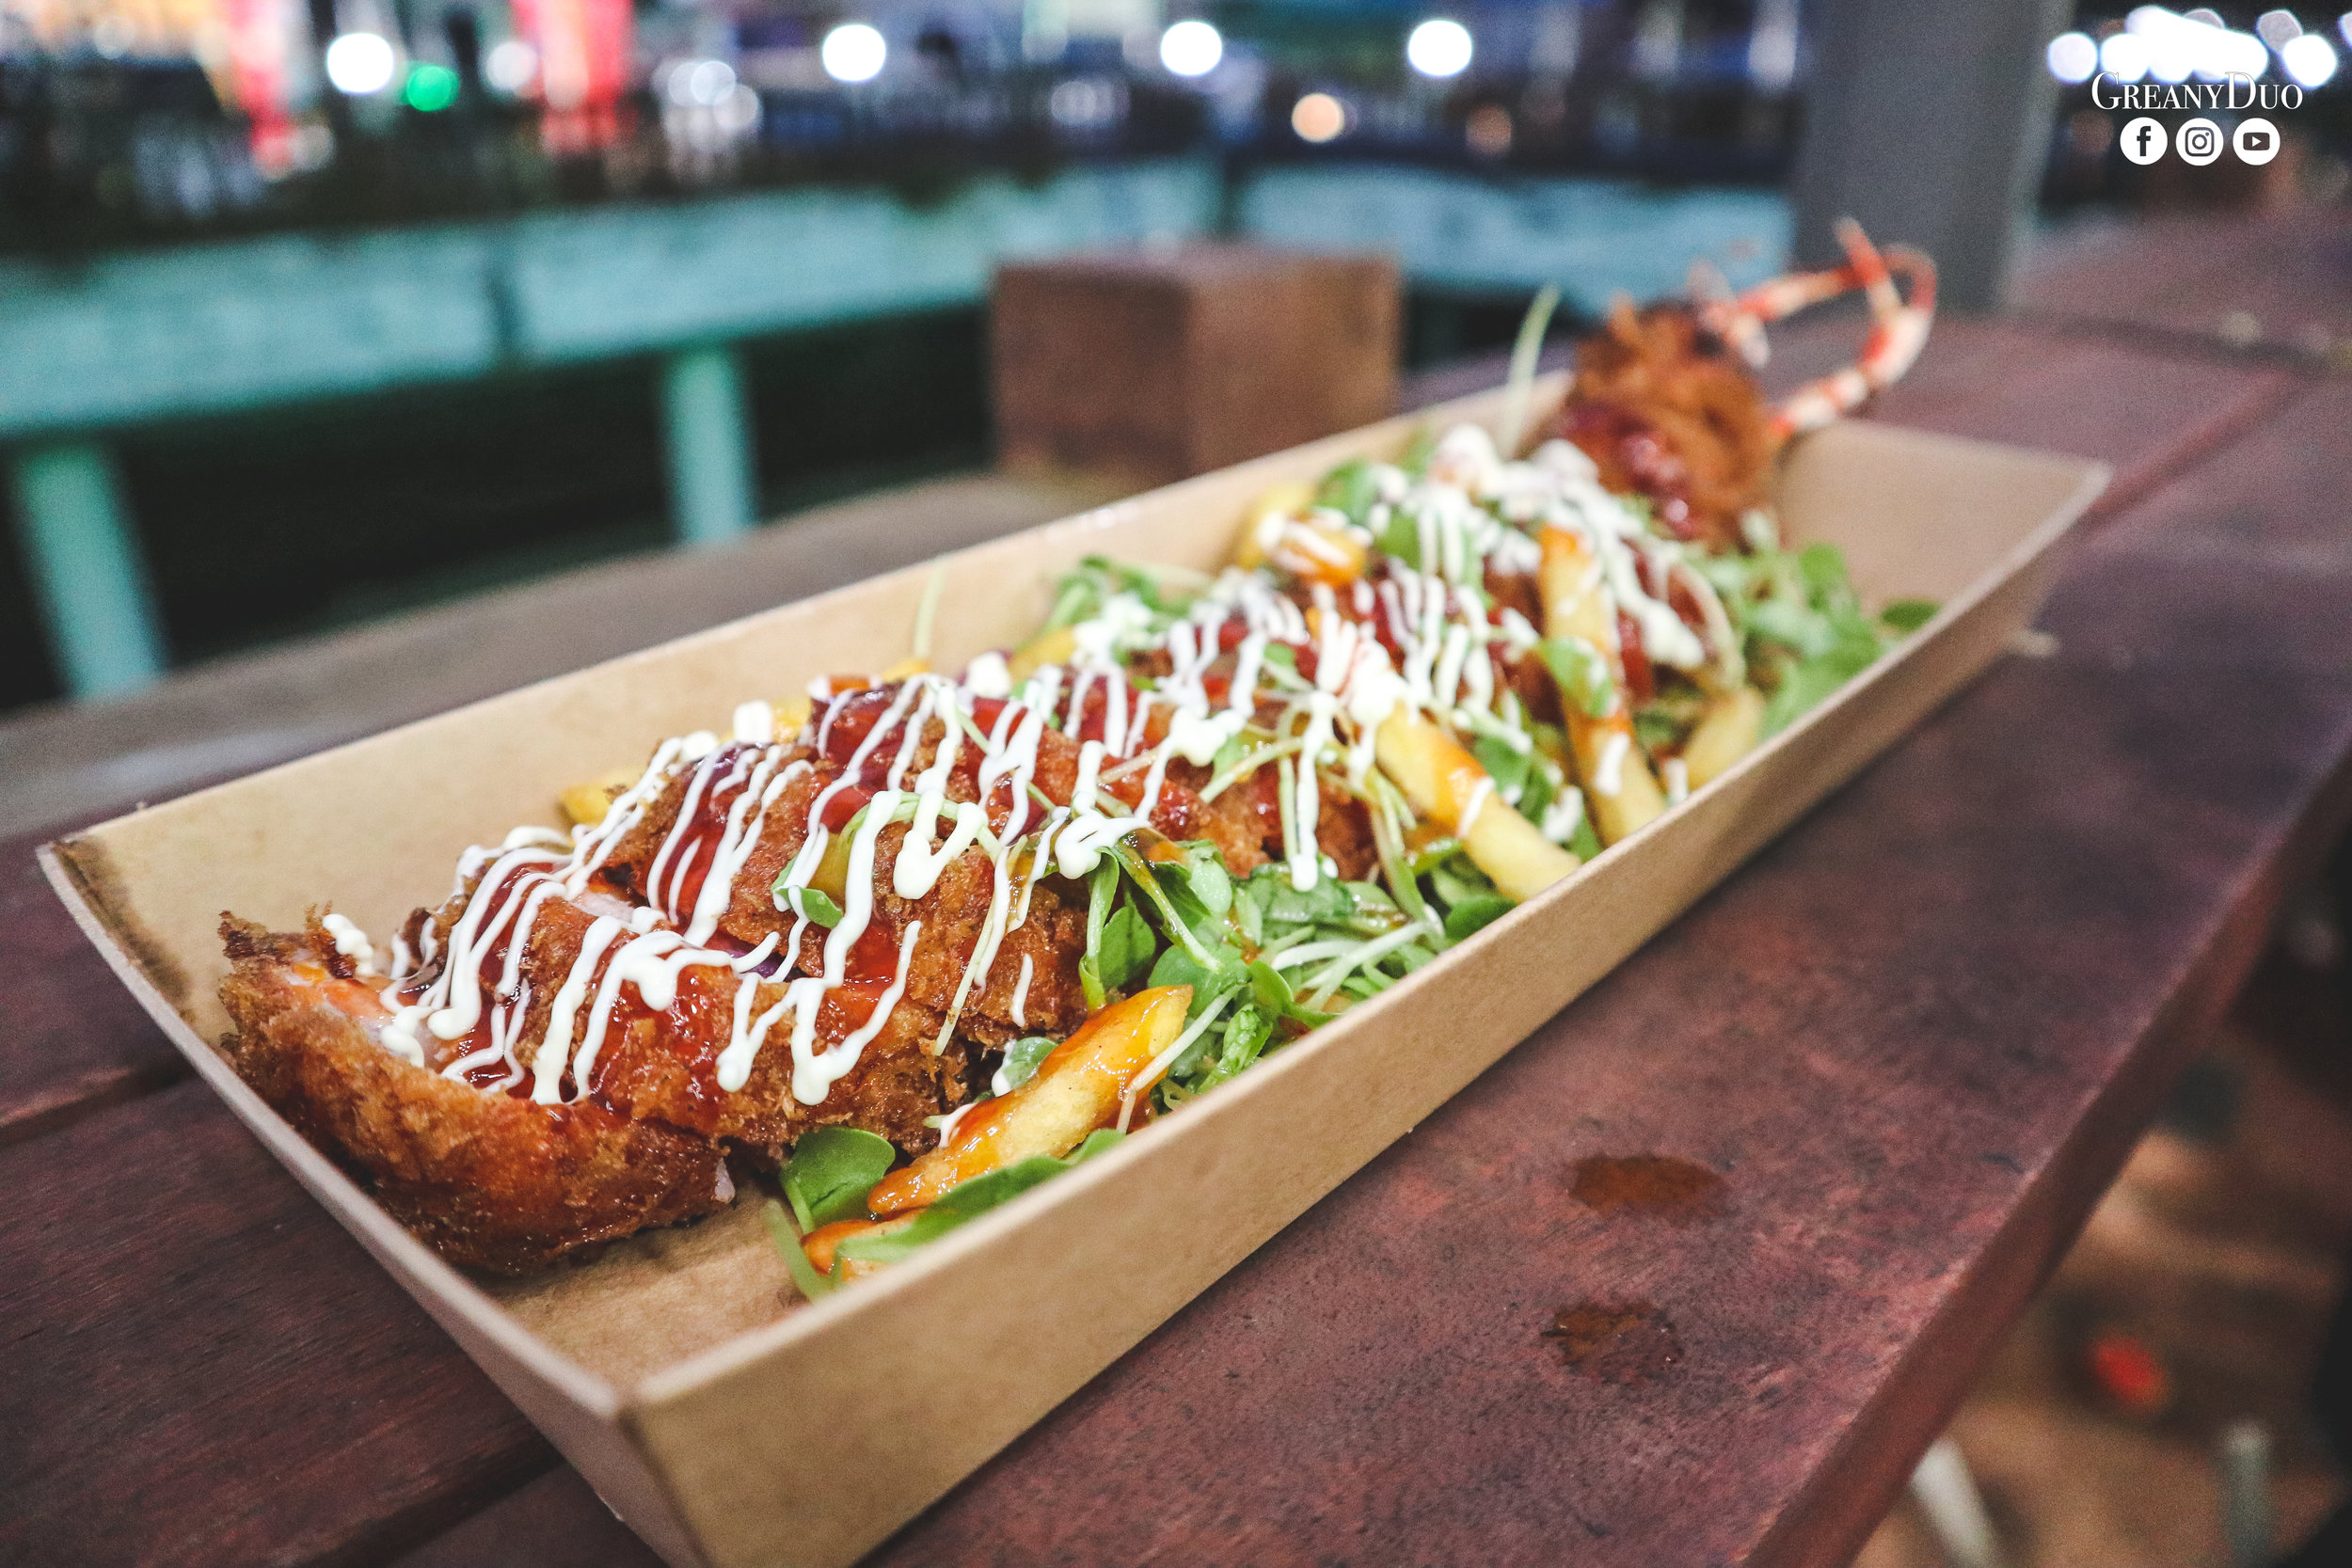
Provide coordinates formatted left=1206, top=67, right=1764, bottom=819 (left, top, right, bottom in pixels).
left=40, top=377, right=2107, bottom=1568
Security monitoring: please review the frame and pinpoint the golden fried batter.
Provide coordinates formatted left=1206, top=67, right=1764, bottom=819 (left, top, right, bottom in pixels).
left=220, top=916, right=730, bottom=1274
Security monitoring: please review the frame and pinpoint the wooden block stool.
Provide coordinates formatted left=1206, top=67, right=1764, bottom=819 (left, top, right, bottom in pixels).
left=992, top=245, right=1399, bottom=487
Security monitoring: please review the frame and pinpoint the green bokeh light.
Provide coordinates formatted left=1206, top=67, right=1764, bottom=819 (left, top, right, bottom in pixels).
left=404, top=62, right=460, bottom=112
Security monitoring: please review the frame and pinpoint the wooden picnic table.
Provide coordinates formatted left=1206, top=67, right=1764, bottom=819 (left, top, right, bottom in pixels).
left=5, top=208, right=2349, bottom=1568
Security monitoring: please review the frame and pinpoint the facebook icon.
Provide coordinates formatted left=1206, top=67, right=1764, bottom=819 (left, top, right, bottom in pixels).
left=2121, top=116, right=2169, bottom=166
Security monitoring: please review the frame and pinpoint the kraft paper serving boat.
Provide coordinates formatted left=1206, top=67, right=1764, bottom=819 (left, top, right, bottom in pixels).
left=41, top=375, right=2106, bottom=1568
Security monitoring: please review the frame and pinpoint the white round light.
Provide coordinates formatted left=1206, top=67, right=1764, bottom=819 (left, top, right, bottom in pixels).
left=2046, top=32, right=2098, bottom=83
left=2284, top=30, right=2339, bottom=84
left=484, top=39, right=536, bottom=92
left=1291, top=91, right=1346, bottom=143
left=688, top=58, right=737, bottom=105
left=1159, top=19, right=1222, bottom=77
left=2256, top=8, right=2302, bottom=47
left=1406, top=18, right=1473, bottom=79
left=2100, top=31, right=2151, bottom=81
left=326, top=32, right=397, bottom=95
left=821, top=23, right=887, bottom=84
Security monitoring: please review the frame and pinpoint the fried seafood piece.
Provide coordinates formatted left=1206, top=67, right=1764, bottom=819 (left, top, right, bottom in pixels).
left=604, top=739, right=1095, bottom=1047
left=1547, top=299, right=1775, bottom=549
left=600, top=687, right=1309, bottom=1039
left=218, top=915, right=730, bottom=1274
left=474, top=889, right=965, bottom=1157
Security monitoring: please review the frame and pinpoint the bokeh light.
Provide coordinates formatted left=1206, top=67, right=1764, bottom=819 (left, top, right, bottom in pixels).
left=325, top=32, right=397, bottom=96
left=403, top=62, right=459, bottom=112
left=821, top=23, right=888, bottom=85
left=1291, top=91, right=1347, bottom=143
left=1406, top=19, right=1473, bottom=80
left=2046, top=33, right=2098, bottom=83
left=2283, top=31, right=2340, bottom=85
left=1159, top=20, right=1222, bottom=78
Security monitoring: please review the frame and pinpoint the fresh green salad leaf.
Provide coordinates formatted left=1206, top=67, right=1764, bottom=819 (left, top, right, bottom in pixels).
left=1537, top=638, right=1616, bottom=720
left=835, top=1132, right=1127, bottom=1266
left=763, top=1200, right=837, bottom=1304
left=1315, top=458, right=1380, bottom=529
left=1376, top=505, right=1422, bottom=570
left=1096, top=904, right=1157, bottom=992
left=994, top=1034, right=1057, bottom=1094
left=782, top=887, right=843, bottom=927
left=781, top=1126, right=897, bottom=1231
left=1078, top=854, right=1120, bottom=1009
left=1398, top=426, right=1438, bottom=479
left=1880, top=598, right=1938, bottom=633
left=1442, top=894, right=1513, bottom=942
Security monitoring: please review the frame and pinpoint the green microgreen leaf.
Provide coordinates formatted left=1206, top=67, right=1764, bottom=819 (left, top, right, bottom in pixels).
left=1537, top=638, right=1616, bottom=720
left=1442, top=894, right=1514, bottom=942
left=994, top=1034, right=1057, bottom=1094
left=784, top=887, right=844, bottom=927
left=1315, top=458, right=1380, bottom=529
left=1079, top=854, right=1120, bottom=1010
left=1880, top=598, right=1938, bottom=633
left=1096, top=903, right=1158, bottom=993
left=781, top=1126, right=898, bottom=1231
left=762, top=1199, right=836, bottom=1305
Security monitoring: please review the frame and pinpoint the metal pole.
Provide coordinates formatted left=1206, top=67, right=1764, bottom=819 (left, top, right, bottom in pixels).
left=660, top=342, right=758, bottom=547
left=9, top=439, right=166, bottom=699
left=1788, top=0, right=2068, bottom=311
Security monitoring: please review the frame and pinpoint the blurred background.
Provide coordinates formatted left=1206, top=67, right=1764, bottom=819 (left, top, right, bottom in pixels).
left=3, top=0, right=2347, bottom=720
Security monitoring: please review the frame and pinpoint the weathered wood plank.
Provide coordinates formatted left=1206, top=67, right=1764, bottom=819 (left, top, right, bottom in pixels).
left=387, top=1467, right=665, bottom=1568
left=0, top=1081, right=553, bottom=1568
left=1, top=816, right=189, bottom=1145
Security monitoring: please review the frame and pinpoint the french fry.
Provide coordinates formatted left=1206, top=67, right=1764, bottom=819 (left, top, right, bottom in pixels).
left=1537, top=527, right=1666, bottom=846
left=1232, top=482, right=1315, bottom=570
left=880, top=656, right=929, bottom=681
left=1006, top=625, right=1077, bottom=684
left=1234, top=482, right=1366, bottom=586
left=1374, top=709, right=1579, bottom=903
left=773, top=694, right=814, bottom=736
left=558, top=767, right=640, bottom=829
left=803, top=1213, right=917, bottom=1280
left=866, top=987, right=1191, bottom=1214
left=1681, top=686, right=1765, bottom=789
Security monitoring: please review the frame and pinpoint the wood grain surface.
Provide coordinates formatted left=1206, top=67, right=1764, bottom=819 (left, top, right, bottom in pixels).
left=6, top=208, right=2347, bottom=1568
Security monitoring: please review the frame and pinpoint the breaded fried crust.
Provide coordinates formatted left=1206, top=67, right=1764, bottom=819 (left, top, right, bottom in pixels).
left=219, top=918, right=729, bottom=1274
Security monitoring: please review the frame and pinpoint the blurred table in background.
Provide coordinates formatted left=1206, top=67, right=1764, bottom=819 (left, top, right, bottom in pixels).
left=4, top=204, right=2350, bottom=1568
left=993, top=245, right=1398, bottom=485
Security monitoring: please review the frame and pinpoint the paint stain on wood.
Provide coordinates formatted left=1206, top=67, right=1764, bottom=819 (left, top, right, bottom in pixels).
left=1545, top=1301, right=1684, bottom=1385
left=1570, top=1153, right=1729, bottom=1224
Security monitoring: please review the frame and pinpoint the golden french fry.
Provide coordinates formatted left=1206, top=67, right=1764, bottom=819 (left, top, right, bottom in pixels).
left=1536, top=526, right=1667, bottom=847
left=1566, top=715, right=1667, bottom=847
left=773, top=694, right=814, bottom=736
left=1006, top=625, right=1077, bottom=684
left=1232, top=482, right=1316, bottom=569
left=866, top=986, right=1191, bottom=1214
left=1374, top=709, right=1579, bottom=903
left=558, top=767, right=639, bottom=829
left=880, top=656, right=929, bottom=681
left=1681, top=686, right=1765, bottom=790
left=803, top=1213, right=916, bottom=1279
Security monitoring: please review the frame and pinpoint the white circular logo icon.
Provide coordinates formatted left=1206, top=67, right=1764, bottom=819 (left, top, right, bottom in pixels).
left=2120, top=117, right=2168, bottom=165
left=2177, top=117, right=2223, bottom=166
left=2234, top=118, right=2280, bottom=166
